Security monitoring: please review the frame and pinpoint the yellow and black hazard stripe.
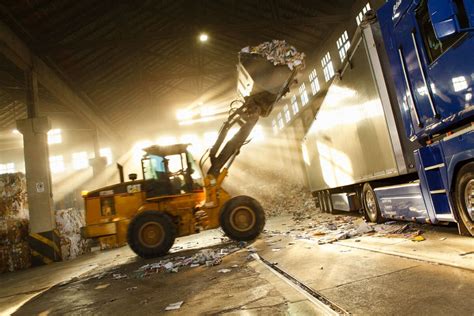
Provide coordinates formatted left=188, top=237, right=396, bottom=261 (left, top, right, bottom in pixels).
left=28, top=229, right=62, bottom=266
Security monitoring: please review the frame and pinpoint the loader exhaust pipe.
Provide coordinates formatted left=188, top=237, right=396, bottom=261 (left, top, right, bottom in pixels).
left=117, top=163, right=124, bottom=183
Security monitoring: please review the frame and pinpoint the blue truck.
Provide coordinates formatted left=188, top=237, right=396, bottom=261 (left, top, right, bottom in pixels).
left=302, top=0, right=474, bottom=235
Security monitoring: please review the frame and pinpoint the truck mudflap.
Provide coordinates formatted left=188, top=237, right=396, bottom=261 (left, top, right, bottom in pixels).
left=374, top=182, right=430, bottom=223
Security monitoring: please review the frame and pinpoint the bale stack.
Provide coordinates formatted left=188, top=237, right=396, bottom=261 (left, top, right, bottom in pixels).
left=0, top=173, right=31, bottom=273
left=55, top=208, right=90, bottom=260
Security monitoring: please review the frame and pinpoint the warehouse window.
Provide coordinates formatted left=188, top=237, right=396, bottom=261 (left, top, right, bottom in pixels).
left=0, top=163, right=15, bottom=174
left=356, top=3, right=371, bottom=26
left=337, top=31, right=351, bottom=62
left=299, top=83, right=309, bottom=106
left=272, top=120, right=278, bottom=135
left=291, top=95, right=299, bottom=115
left=277, top=112, right=284, bottom=129
left=309, top=69, right=320, bottom=95
left=321, top=53, right=335, bottom=82
left=100, top=147, right=113, bottom=165
left=284, top=104, right=291, bottom=122
left=48, top=129, right=62, bottom=144
left=50, top=155, right=65, bottom=173
left=72, top=152, right=89, bottom=170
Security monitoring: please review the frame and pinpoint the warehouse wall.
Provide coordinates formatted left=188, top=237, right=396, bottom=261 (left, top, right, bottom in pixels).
left=0, top=119, right=118, bottom=210
left=265, top=0, right=387, bottom=190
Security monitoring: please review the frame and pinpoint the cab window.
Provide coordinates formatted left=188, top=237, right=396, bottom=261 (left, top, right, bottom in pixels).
left=416, top=0, right=469, bottom=63
left=143, top=155, right=166, bottom=180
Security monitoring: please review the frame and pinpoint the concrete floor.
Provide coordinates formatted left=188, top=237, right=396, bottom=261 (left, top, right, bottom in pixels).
left=1, top=213, right=473, bottom=315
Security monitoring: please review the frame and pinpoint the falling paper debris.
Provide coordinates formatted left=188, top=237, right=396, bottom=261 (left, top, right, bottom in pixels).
left=165, top=301, right=184, bottom=311
left=112, top=273, right=127, bottom=280
left=240, top=40, right=305, bottom=70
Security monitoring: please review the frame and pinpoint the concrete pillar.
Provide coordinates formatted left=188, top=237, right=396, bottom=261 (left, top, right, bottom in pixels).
left=16, top=69, right=61, bottom=265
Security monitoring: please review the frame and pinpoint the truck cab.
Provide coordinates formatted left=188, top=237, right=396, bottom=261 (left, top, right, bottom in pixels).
left=379, top=0, right=473, bottom=142
left=375, top=0, right=474, bottom=235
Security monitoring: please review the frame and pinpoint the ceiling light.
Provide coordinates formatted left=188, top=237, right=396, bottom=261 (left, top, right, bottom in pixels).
left=199, top=33, right=208, bottom=42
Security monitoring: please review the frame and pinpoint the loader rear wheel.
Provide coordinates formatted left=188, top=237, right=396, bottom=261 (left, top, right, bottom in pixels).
left=220, top=196, right=266, bottom=241
left=362, top=183, right=383, bottom=223
left=127, top=211, right=176, bottom=258
left=454, top=162, right=474, bottom=236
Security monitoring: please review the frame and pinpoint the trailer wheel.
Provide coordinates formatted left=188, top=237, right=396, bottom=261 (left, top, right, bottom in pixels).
left=127, top=211, right=176, bottom=258
left=454, top=162, right=474, bottom=236
left=220, top=196, right=266, bottom=241
left=362, top=183, right=383, bottom=223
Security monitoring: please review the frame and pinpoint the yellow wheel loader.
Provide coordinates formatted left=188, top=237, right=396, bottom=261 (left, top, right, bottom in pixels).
left=82, top=44, right=304, bottom=258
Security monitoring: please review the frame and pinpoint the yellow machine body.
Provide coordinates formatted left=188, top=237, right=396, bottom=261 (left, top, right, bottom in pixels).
left=82, top=154, right=230, bottom=249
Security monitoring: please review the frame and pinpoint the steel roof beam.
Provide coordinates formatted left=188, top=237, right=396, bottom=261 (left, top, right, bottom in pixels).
left=0, top=19, right=120, bottom=146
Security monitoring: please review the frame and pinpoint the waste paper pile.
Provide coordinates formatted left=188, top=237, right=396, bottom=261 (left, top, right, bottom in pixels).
left=56, top=208, right=90, bottom=260
left=0, top=173, right=31, bottom=273
left=241, top=40, right=305, bottom=70
left=133, top=245, right=241, bottom=278
left=265, top=214, right=426, bottom=245
left=227, top=168, right=317, bottom=219
left=100, top=244, right=243, bottom=281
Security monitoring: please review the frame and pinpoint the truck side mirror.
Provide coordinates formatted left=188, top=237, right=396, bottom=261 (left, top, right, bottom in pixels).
left=428, top=0, right=474, bottom=41
left=428, top=0, right=461, bottom=40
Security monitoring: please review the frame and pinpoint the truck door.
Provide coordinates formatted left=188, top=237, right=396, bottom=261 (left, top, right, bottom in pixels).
left=393, top=2, right=440, bottom=133
left=415, top=0, right=473, bottom=128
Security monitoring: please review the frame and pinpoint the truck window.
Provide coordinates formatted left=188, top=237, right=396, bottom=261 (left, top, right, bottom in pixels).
left=416, top=0, right=469, bottom=63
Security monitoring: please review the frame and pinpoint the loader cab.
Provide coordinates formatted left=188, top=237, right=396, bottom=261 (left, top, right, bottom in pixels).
left=141, top=144, right=203, bottom=194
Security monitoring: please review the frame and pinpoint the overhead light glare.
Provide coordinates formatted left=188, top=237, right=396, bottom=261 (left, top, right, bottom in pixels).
left=200, top=106, right=215, bottom=117
left=176, top=109, right=194, bottom=121
left=199, top=33, right=209, bottom=42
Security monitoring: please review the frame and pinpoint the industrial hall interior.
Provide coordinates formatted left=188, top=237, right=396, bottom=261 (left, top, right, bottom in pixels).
left=0, top=0, right=473, bottom=315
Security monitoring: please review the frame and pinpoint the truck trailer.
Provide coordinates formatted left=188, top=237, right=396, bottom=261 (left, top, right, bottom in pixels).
left=302, top=0, right=474, bottom=236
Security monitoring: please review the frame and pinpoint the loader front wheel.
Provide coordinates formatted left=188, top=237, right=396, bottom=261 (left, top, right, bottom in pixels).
left=127, top=211, right=176, bottom=258
left=220, top=196, right=266, bottom=241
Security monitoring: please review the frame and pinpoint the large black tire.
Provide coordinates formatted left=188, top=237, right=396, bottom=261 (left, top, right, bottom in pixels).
left=127, top=211, right=177, bottom=258
left=454, top=162, right=474, bottom=236
left=362, top=183, right=383, bottom=223
left=220, top=196, right=266, bottom=241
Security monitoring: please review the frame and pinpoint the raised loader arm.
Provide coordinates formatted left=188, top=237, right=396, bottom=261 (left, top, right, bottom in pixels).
left=197, top=41, right=304, bottom=233
left=205, top=63, right=300, bottom=178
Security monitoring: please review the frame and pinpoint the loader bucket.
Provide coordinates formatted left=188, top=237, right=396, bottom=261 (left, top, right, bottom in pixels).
left=237, top=53, right=299, bottom=117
